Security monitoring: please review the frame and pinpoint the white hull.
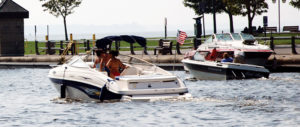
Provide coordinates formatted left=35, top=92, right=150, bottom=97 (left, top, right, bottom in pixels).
left=49, top=56, right=189, bottom=102
left=189, top=69, right=226, bottom=80
left=197, top=33, right=273, bottom=66
left=182, top=59, right=270, bottom=80
left=52, top=83, right=99, bottom=102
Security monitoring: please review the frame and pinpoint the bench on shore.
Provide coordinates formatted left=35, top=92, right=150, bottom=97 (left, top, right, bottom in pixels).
left=36, top=40, right=91, bottom=55
left=265, top=27, right=277, bottom=33
left=283, top=26, right=299, bottom=32
left=154, top=39, right=173, bottom=55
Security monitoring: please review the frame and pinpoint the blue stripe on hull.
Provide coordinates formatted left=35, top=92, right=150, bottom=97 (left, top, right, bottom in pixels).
left=49, top=78, right=122, bottom=101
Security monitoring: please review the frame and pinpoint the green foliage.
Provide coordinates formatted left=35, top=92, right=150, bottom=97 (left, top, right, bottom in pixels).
left=40, top=0, right=82, bottom=41
left=238, top=0, right=268, bottom=34
left=183, top=0, right=222, bottom=15
left=290, top=0, right=300, bottom=9
left=220, top=0, right=242, bottom=15
left=39, top=0, right=82, bottom=18
left=183, top=0, right=242, bottom=32
left=239, top=0, right=268, bottom=17
left=183, top=0, right=241, bottom=15
left=24, top=36, right=300, bottom=55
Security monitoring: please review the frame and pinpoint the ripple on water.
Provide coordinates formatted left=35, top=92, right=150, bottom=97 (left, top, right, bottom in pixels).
left=0, top=69, right=300, bottom=126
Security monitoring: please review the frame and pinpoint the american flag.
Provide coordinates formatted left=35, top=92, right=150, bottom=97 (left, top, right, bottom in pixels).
left=176, top=30, right=187, bottom=45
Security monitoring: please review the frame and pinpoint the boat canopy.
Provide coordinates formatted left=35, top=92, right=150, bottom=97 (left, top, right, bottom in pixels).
left=96, top=35, right=147, bottom=50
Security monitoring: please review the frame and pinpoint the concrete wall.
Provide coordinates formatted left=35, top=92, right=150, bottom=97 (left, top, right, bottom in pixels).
left=0, top=18, right=24, bottom=56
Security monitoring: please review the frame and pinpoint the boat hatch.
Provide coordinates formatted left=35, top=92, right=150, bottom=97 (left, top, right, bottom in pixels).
left=128, top=80, right=179, bottom=90
left=117, top=75, right=177, bottom=82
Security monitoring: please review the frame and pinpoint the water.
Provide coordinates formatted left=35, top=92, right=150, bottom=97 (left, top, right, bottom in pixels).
left=0, top=68, right=300, bottom=126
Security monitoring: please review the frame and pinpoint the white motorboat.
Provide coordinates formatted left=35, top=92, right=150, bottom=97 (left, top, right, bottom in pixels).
left=182, top=59, right=270, bottom=80
left=48, top=55, right=190, bottom=102
left=197, top=33, right=273, bottom=66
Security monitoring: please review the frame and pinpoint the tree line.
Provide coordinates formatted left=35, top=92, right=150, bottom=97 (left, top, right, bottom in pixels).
left=183, top=0, right=300, bottom=34
left=39, top=0, right=300, bottom=41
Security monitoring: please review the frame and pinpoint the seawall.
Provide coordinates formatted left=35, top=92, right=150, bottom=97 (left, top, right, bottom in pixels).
left=0, top=54, right=300, bottom=72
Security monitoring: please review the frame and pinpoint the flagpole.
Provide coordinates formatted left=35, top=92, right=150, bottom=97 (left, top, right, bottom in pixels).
left=165, top=17, right=167, bottom=39
left=173, top=30, right=178, bottom=71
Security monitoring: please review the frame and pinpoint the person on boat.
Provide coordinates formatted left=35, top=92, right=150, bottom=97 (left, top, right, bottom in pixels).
left=106, top=50, right=127, bottom=79
left=221, top=53, right=233, bottom=63
left=234, top=49, right=245, bottom=63
left=93, top=49, right=104, bottom=71
left=101, top=50, right=112, bottom=72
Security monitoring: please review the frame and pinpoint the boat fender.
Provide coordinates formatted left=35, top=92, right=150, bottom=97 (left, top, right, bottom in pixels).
left=107, top=79, right=114, bottom=82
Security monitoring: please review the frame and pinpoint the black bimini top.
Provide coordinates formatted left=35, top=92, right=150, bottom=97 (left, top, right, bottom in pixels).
left=96, top=35, right=146, bottom=50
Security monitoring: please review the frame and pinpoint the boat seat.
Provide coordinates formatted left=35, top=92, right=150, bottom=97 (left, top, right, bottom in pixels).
left=141, top=71, right=153, bottom=75
left=120, top=66, right=141, bottom=76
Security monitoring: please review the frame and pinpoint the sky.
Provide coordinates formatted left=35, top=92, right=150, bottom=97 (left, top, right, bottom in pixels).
left=10, top=0, right=300, bottom=40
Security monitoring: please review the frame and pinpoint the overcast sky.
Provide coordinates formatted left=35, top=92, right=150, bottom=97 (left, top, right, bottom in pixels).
left=11, top=0, right=300, bottom=40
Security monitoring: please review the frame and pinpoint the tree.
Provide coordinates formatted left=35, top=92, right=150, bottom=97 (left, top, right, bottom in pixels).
left=40, top=0, right=82, bottom=41
left=239, top=0, right=268, bottom=34
left=183, top=0, right=241, bottom=33
left=220, top=0, right=242, bottom=33
left=290, top=0, right=300, bottom=9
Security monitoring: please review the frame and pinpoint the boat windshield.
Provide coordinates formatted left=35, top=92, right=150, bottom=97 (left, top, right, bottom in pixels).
left=193, top=52, right=207, bottom=61
left=204, top=36, right=213, bottom=44
left=66, top=56, right=90, bottom=68
left=241, top=33, right=255, bottom=40
left=231, top=33, right=242, bottom=40
left=216, top=34, right=233, bottom=41
left=120, top=55, right=155, bottom=67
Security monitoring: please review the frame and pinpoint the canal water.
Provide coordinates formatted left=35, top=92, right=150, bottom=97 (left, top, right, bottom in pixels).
left=0, top=68, right=299, bottom=126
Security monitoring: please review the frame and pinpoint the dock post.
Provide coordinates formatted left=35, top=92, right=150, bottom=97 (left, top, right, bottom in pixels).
left=143, top=46, right=149, bottom=55
left=92, top=34, right=96, bottom=48
left=59, top=41, right=63, bottom=55
left=70, top=34, right=75, bottom=55
left=193, top=37, right=201, bottom=50
left=87, top=40, right=90, bottom=51
left=291, top=36, right=298, bottom=54
left=130, top=43, right=135, bottom=55
left=176, top=42, right=182, bottom=55
left=115, top=41, right=118, bottom=51
left=83, top=40, right=87, bottom=51
left=92, top=34, right=96, bottom=55
left=46, top=35, right=50, bottom=55
left=116, top=41, right=120, bottom=51
left=35, top=41, right=40, bottom=55
left=270, top=36, right=275, bottom=51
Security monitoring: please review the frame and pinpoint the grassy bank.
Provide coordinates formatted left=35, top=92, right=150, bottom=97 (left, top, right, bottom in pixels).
left=24, top=39, right=163, bottom=55
left=24, top=33, right=300, bottom=55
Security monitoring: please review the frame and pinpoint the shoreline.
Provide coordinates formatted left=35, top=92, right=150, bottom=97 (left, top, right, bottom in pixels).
left=0, top=54, right=300, bottom=72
